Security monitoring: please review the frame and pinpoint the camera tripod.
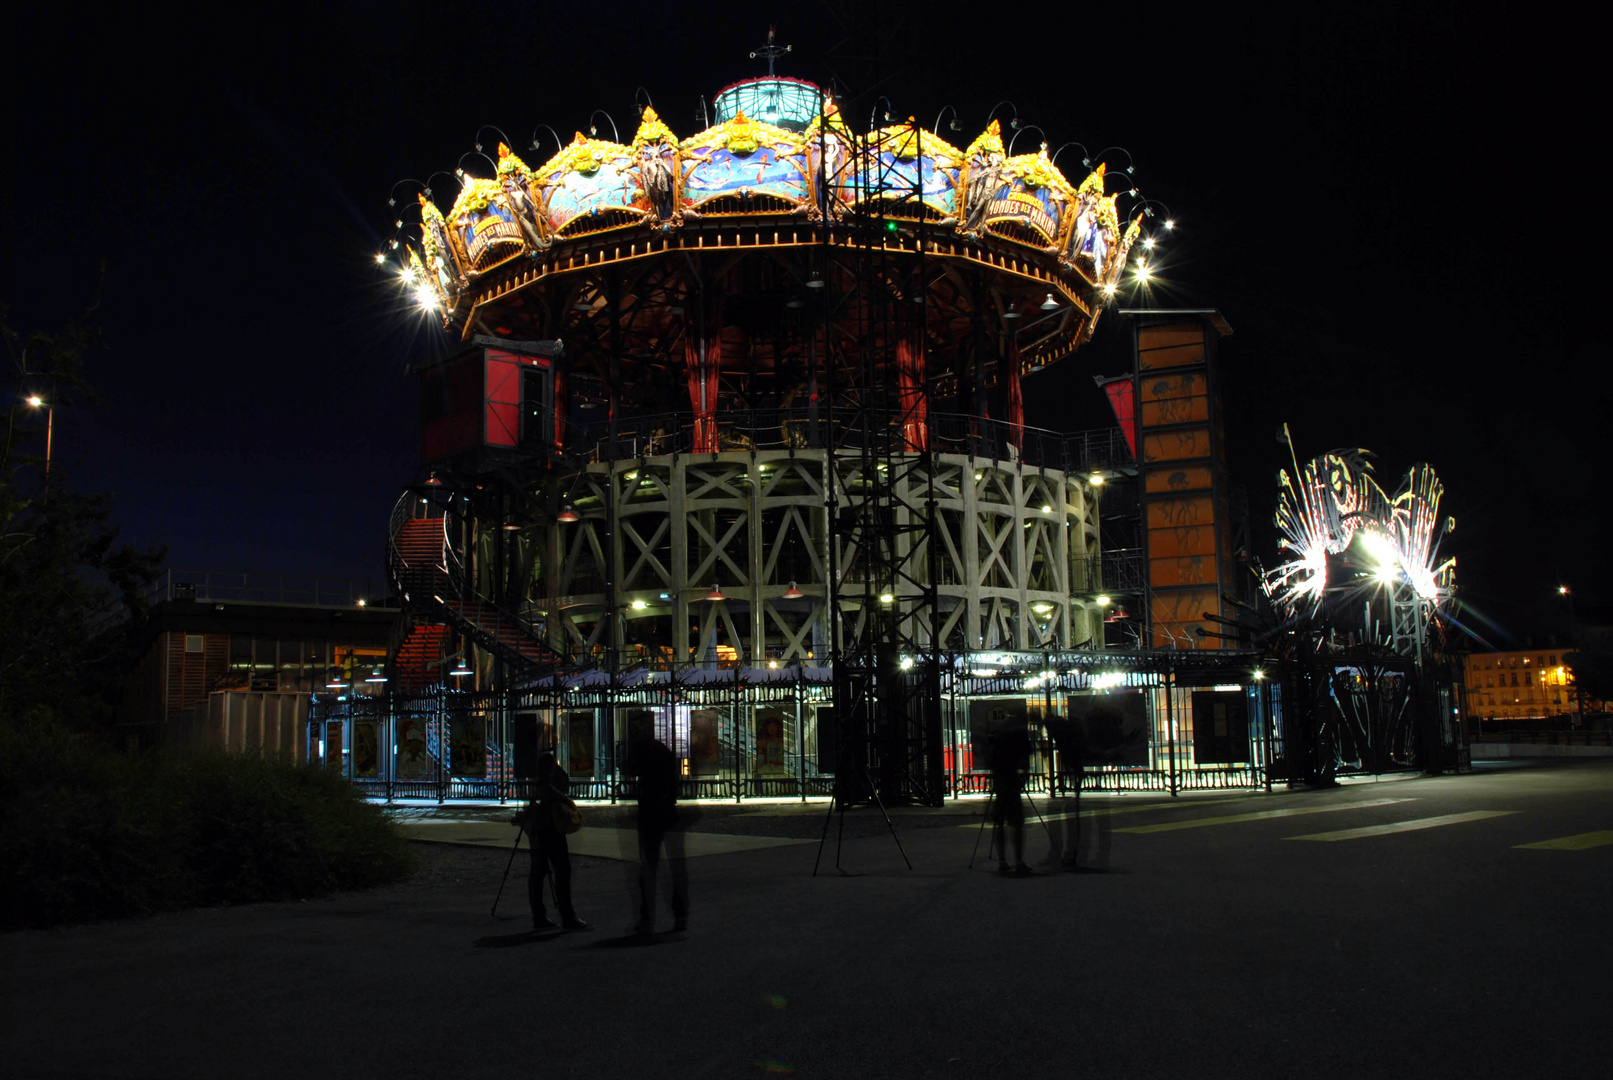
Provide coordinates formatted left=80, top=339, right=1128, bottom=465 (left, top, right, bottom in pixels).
left=968, top=785, right=1057, bottom=870
left=491, top=819, right=562, bottom=918
left=812, top=759, right=912, bottom=876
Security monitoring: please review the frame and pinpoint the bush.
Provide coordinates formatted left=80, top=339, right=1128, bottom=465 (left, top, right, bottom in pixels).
left=0, top=726, right=416, bottom=930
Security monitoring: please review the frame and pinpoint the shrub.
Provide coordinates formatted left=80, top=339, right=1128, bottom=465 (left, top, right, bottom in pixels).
left=0, top=726, right=416, bottom=930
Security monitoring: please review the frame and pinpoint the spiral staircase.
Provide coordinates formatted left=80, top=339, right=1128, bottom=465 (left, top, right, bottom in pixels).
left=387, top=493, right=564, bottom=690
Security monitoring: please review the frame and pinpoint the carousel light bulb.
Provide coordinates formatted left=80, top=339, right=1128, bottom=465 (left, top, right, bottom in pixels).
left=1143, top=237, right=1155, bottom=249
left=375, top=252, right=387, bottom=264
left=415, top=287, right=437, bottom=310
left=1165, top=219, right=1176, bottom=230
left=1103, top=283, right=1118, bottom=296
left=1135, top=265, right=1152, bottom=283
left=400, top=266, right=416, bottom=284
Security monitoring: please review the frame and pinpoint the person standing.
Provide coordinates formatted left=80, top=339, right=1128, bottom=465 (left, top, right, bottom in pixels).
left=990, top=722, right=1033, bottom=877
left=525, top=751, right=592, bottom=932
left=632, top=735, right=688, bottom=934
left=1046, top=713, right=1087, bottom=870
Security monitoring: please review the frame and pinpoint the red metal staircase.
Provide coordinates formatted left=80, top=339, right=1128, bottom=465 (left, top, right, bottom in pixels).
left=387, top=492, right=564, bottom=686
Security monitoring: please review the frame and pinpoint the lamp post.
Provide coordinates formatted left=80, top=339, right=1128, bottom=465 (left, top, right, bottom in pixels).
left=1560, top=585, right=1585, bottom=727
left=25, top=395, right=52, bottom=492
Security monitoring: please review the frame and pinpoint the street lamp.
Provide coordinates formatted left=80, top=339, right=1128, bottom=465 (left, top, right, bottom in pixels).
left=1559, top=584, right=1584, bottom=726
left=25, top=395, right=52, bottom=487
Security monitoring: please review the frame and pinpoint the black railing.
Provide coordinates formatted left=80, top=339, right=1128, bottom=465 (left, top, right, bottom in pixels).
left=558, top=407, right=1131, bottom=475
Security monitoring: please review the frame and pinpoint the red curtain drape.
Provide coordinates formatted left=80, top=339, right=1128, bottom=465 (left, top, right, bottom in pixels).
left=685, top=311, right=722, bottom=453
left=552, top=366, right=567, bottom=450
left=896, top=318, right=929, bottom=451
left=1006, top=338, right=1024, bottom=451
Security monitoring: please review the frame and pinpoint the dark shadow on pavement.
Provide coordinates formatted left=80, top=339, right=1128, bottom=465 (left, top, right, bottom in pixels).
left=475, top=929, right=564, bottom=948
left=586, top=931, right=686, bottom=949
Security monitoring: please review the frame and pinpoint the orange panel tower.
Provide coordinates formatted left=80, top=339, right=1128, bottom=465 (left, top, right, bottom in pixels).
left=1125, top=310, right=1235, bottom=649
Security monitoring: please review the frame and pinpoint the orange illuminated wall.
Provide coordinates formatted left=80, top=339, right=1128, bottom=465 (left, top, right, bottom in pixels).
left=1132, top=312, right=1235, bottom=649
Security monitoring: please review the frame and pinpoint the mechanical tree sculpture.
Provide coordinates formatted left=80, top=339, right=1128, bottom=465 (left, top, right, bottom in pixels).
left=1259, top=425, right=1459, bottom=778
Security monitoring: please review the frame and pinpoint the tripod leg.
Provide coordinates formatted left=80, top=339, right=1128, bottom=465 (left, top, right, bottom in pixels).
left=862, top=765, right=912, bottom=870
left=812, top=787, right=839, bottom=877
left=835, top=782, right=850, bottom=870
left=491, top=823, right=524, bottom=917
left=969, top=790, right=994, bottom=869
left=1024, top=790, right=1056, bottom=847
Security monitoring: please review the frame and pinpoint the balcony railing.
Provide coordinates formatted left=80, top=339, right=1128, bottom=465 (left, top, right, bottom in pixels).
left=556, top=407, right=1131, bottom=475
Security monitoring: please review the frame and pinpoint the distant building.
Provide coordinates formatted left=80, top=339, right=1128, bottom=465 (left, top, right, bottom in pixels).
left=113, top=571, right=396, bottom=764
left=1463, top=648, right=1575, bottom=724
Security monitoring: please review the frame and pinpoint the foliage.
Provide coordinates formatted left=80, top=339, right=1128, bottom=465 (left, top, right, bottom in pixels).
left=0, top=726, right=417, bottom=930
left=1564, top=649, right=1613, bottom=708
left=1, top=295, right=165, bottom=730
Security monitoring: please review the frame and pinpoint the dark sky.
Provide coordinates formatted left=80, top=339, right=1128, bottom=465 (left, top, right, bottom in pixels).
left=3, top=1, right=1598, bottom=644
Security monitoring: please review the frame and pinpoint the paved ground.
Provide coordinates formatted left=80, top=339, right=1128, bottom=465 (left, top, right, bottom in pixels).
left=4, top=760, right=1610, bottom=1079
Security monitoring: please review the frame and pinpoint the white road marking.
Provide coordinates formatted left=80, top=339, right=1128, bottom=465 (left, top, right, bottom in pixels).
left=1287, top=810, right=1518, bottom=841
left=1514, top=830, right=1613, bottom=851
left=1113, top=797, right=1416, bottom=834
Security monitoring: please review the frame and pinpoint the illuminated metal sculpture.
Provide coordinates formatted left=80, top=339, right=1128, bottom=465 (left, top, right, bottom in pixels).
left=1262, top=425, right=1457, bottom=653
left=381, top=71, right=1163, bottom=669
left=374, top=57, right=1175, bottom=806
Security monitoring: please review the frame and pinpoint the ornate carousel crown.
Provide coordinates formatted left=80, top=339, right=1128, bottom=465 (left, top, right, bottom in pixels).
left=394, top=76, right=1152, bottom=330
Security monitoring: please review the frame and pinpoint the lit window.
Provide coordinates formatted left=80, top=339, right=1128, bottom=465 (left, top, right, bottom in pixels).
left=185, top=634, right=204, bottom=654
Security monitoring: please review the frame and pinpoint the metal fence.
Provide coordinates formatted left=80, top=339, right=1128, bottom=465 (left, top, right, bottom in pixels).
left=561, top=407, right=1131, bottom=475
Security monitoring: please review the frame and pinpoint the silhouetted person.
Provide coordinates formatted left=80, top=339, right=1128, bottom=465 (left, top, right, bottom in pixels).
left=990, top=723, right=1033, bottom=876
left=524, top=751, right=592, bottom=932
left=1046, top=713, right=1087, bottom=869
left=633, top=735, right=688, bottom=934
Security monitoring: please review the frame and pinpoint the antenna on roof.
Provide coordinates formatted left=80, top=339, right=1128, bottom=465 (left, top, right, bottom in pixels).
left=749, top=25, right=791, bottom=77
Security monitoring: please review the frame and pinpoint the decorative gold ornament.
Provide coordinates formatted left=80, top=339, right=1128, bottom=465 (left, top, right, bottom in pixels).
left=964, top=119, right=1005, bottom=159
left=632, top=106, right=677, bottom=150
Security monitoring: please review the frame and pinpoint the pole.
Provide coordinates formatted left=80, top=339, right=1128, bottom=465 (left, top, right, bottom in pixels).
left=1165, top=667, right=1177, bottom=797
left=43, top=404, right=53, bottom=494
left=1262, top=674, right=1274, bottom=794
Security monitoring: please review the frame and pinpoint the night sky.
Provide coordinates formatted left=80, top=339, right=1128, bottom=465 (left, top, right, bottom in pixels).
left=4, top=2, right=1597, bottom=645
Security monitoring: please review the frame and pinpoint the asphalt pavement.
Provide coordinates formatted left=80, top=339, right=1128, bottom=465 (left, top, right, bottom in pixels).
left=4, top=759, right=1609, bottom=1079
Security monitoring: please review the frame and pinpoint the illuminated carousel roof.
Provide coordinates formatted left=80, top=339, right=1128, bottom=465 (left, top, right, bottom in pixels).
left=393, top=76, right=1150, bottom=373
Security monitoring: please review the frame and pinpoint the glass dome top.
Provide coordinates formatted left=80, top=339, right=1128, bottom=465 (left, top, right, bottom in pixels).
left=713, top=77, right=824, bottom=133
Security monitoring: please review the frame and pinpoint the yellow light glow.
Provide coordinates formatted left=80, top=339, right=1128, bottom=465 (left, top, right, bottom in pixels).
left=631, top=599, right=647, bottom=610
left=879, top=591, right=894, bottom=603
left=1089, top=473, right=1104, bottom=486
left=1096, top=595, right=1111, bottom=607
left=375, top=252, right=387, bottom=264
left=26, top=395, right=44, bottom=408
left=400, top=267, right=416, bottom=285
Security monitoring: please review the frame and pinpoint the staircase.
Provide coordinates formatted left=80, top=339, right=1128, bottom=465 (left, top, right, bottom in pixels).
left=386, top=491, right=565, bottom=687
left=393, top=623, right=449, bottom=691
